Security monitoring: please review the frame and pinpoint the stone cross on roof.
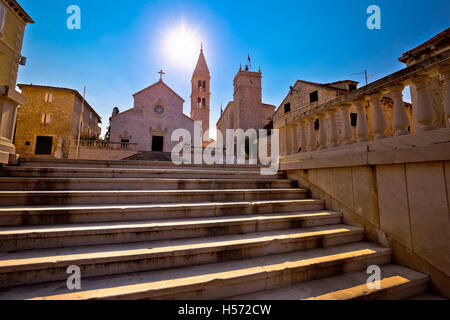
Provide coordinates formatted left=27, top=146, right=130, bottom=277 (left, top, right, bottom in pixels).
left=158, top=69, right=165, bottom=81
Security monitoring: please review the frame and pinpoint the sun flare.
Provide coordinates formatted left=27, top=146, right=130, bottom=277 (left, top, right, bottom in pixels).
left=163, top=22, right=202, bottom=70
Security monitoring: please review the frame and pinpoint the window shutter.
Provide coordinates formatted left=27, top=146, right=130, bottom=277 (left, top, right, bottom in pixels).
left=0, top=4, right=6, bottom=36
left=41, top=113, right=45, bottom=123
left=45, top=93, right=49, bottom=102
left=46, top=114, right=51, bottom=124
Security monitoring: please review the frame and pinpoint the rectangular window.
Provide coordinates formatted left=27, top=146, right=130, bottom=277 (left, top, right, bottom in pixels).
left=41, top=113, right=51, bottom=125
left=0, top=4, right=6, bottom=36
left=89, top=111, right=92, bottom=120
left=284, top=103, right=291, bottom=113
left=310, top=91, right=318, bottom=103
left=350, top=113, right=357, bottom=127
left=349, top=84, right=357, bottom=92
left=45, top=93, right=54, bottom=103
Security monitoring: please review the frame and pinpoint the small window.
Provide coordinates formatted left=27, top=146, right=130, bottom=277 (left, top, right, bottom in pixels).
left=45, top=93, right=54, bottom=103
left=202, top=98, right=206, bottom=106
left=284, top=103, right=291, bottom=113
left=198, top=80, right=202, bottom=88
left=349, top=84, right=357, bottom=92
left=310, top=91, right=318, bottom=103
left=350, top=113, right=357, bottom=127
left=203, top=81, right=206, bottom=89
left=197, top=97, right=201, bottom=106
left=89, top=111, right=92, bottom=120
left=25, top=141, right=30, bottom=146
left=0, top=4, right=6, bottom=36
left=314, top=119, right=319, bottom=130
left=41, top=113, right=51, bottom=125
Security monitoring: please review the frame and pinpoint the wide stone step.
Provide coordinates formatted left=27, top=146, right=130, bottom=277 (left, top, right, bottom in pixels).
left=0, top=199, right=325, bottom=226
left=0, top=242, right=391, bottom=300
left=0, top=188, right=307, bottom=206
left=0, top=166, right=283, bottom=179
left=228, top=264, right=429, bottom=300
left=0, top=225, right=364, bottom=288
left=18, top=158, right=266, bottom=171
left=0, top=211, right=343, bottom=251
left=0, top=177, right=297, bottom=191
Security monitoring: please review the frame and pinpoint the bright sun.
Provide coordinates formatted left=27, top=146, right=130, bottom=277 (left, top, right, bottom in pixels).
left=163, top=23, right=202, bottom=70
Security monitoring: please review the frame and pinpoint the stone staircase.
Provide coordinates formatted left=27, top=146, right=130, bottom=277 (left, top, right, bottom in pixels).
left=0, top=158, right=437, bottom=300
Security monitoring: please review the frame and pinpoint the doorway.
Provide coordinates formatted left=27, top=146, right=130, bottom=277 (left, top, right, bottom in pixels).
left=35, top=136, right=53, bottom=155
left=152, top=136, right=164, bottom=152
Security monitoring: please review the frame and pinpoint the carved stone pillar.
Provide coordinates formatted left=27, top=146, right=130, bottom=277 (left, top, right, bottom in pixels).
left=440, top=65, right=450, bottom=127
left=307, top=117, right=317, bottom=151
left=328, top=108, right=339, bottom=147
left=317, top=113, right=327, bottom=149
left=390, top=84, right=409, bottom=136
left=354, top=99, right=369, bottom=142
left=340, top=104, right=353, bottom=144
left=288, top=124, right=297, bottom=154
left=370, top=93, right=387, bottom=139
left=298, top=120, right=308, bottom=152
left=412, top=75, right=435, bottom=132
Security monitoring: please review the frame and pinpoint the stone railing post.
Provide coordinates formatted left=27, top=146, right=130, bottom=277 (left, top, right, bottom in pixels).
left=439, top=65, right=450, bottom=127
left=370, top=92, right=387, bottom=139
left=279, top=126, right=286, bottom=156
left=354, top=99, right=369, bottom=142
left=391, top=84, right=409, bottom=136
left=297, top=120, right=308, bottom=152
left=317, top=113, right=327, bottom=149
left=328, top=108, right=339, bottom=147
left=412, top=75, right=435, bottom=131
left=340, top=103, right=353, bottom=145
left=306, top=117, right=317, bottom=151
left=288, top=124, right=297, bottom=154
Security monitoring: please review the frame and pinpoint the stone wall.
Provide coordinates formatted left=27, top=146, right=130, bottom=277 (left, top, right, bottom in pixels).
left=283, top=132, right=450, bottom=297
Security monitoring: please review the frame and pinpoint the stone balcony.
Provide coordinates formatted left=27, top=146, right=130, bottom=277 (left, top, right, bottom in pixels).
left=274, top=49, right=450, bottom=161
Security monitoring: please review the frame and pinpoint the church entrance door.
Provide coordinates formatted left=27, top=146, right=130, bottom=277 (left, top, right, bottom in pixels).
left=152, top=136, right=164, bottom=152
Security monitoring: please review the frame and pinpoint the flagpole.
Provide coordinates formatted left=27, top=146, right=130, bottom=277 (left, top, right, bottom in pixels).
left=76, top=86, right=86, bottom=160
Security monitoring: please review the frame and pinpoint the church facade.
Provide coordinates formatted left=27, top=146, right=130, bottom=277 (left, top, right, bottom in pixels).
left=109, top=48, right=211, bottom=152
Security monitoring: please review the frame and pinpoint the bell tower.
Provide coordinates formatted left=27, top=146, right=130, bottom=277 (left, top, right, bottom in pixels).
left=190, top=45, right=211, bottom=141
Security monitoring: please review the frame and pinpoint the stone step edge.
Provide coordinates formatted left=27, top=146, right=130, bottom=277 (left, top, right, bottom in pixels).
left=228, top=264, right=430, bottom=300
left=0, top=211, right=343, bottom=239
left=0, top=199, right=325, bottom=215
left=1, top=167, right=280, bottom=175
left=0, top=188, right=307, bottom=197
left=21, top=243, right=392, bottom=300
left=0, top=225, right=364, bottom=274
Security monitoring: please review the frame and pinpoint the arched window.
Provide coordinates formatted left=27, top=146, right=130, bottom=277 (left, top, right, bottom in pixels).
left=202, top=98, right=206, bottom=106
left=198, top=80, right=202, bottom=88
left=203, top=81, right=206, bottom=89
left=197, top=97, right=201, bottom=107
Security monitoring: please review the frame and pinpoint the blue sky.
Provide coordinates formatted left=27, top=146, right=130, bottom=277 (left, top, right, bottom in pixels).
left=17, top=0, right=450, bottom=137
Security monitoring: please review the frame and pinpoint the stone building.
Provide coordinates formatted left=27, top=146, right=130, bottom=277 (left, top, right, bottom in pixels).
left=0, top=0, right=33, bottom=164
left=15, top=84, right=102, bottom=158
left=274, top=79, right=414, bottom=152
left=109, top=47, right=212, bottom=153
left=216, top=66, right=275, bottom=136
left=399, top=27, right=450, bottom=128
